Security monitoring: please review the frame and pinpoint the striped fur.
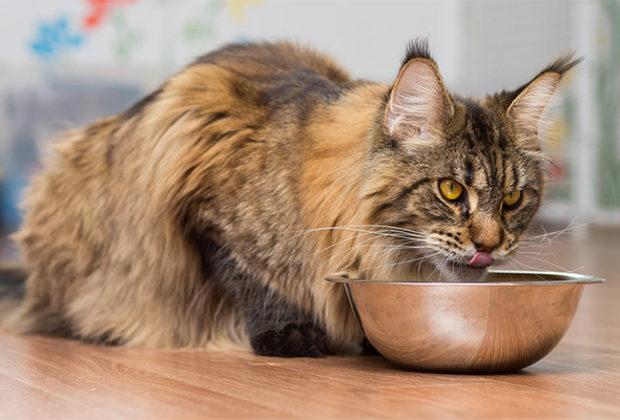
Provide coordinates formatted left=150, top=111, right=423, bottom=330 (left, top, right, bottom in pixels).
left=2, top=41, right=579, bottom=355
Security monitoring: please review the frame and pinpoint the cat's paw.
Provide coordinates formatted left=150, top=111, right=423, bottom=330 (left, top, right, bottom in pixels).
left=250, top=322, right=332, bottom=357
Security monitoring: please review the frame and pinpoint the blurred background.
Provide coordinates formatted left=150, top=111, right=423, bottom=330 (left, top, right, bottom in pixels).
left=0, top=0, right=618, bottom=261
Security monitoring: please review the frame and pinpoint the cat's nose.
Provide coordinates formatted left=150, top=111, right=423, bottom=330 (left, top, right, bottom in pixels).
left=469, top=212, right=503, bottom=253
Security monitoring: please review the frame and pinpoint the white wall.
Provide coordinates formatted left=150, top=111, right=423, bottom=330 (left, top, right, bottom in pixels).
left=0, top=0, right=464, bottom=85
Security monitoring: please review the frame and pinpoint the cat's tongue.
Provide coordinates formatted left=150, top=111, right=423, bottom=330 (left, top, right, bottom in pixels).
left=468, top=251, right=493, bottom=268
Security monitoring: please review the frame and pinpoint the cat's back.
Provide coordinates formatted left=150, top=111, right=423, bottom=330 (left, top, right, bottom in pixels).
left=17, top=42, right=358, bottom=261
left=176, top=41, right=355, bottom=122
left=194, top=41, right=351, bottom=86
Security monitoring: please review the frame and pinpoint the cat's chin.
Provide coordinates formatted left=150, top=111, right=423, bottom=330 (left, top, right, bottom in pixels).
left=440, top=263, right=490, bottom=283
left=417, top=257, right=491, bottom=283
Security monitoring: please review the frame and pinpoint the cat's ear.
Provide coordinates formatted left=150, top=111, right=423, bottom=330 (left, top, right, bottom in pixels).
left=385, top=41, right=453, bottom=148
left=507, top=54, right=583, bottom=150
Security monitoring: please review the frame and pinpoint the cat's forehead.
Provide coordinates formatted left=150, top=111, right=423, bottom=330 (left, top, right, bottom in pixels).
left=449, top=97, right=505, bottom=147
left=434, top=99, right=542, bottom=191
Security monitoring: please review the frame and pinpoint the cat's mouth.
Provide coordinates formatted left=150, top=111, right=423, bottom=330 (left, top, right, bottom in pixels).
left=429, top=249, right=498, bottom=269
left=415, top=247, right=508, bottom=281
left=388, top=246, right=503, bottom=281
left=467, top=251, right=493, bottom=268
left=423, top=255, right=489, bottom=282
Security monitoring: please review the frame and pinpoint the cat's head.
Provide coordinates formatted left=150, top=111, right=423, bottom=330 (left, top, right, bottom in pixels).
left=361, top=40, right=581, bottom=280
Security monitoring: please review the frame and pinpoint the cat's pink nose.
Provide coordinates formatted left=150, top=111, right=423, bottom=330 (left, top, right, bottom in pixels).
left=468, top=251, right=493, bottom=268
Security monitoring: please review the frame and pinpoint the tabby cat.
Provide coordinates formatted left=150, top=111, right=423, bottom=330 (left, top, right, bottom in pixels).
left=0, top=41, right=579, bottom=356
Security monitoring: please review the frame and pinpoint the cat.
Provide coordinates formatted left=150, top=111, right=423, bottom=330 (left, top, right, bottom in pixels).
left=0, top=40, right=579, bottom=356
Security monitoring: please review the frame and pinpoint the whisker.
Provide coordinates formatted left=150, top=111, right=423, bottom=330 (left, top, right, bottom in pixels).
left=296, top=225, right=424, bottom=237
left=425, top=255, right=445, bottom=281
left=328, top=224, right=428, bottom=237
left=330, top=238, right=433, bottom=263
left=524, top=217, right=592, bottom=242
left=325, top=234, right=428, bottom=263
left=363, top=251, right=442, bottom=272
left=295, top=225, right=427, bottom=244
left=515, top=254, right=585, bottom=273
left=506, top=260, right=547, bottom=281
left=313, top=230, right=379, bottom=255
left=438, top=256, right=450, bottom=282
left=513, top=250, right=555, bottom=257
left=368, top=243, right=435, bottom=260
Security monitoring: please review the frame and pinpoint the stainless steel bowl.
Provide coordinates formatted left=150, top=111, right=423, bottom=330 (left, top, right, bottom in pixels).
left=326, top=270, right=603, bottom=373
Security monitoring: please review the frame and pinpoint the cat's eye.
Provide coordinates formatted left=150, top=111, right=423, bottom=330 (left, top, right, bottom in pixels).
left=503, top=190, right=522, bottom=209
left=439, top=179, right=464, bottom=202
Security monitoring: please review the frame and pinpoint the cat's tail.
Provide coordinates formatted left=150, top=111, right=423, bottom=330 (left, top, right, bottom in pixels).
left=0, top=262, right=27, bottom=325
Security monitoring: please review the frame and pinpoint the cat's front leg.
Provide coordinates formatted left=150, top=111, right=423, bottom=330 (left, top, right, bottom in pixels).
left=240, top=282, right=332, bottom=357
left=250, top=321, right=331, bottom=357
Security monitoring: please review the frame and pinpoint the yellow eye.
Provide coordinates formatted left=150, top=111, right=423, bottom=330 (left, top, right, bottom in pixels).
left=439, top=179, right=464, bottom=201
left=503, top=190, right=522, bottom=209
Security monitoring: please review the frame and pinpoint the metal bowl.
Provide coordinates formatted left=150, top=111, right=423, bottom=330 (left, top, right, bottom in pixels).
left=326, top=270, right=603, bottom=373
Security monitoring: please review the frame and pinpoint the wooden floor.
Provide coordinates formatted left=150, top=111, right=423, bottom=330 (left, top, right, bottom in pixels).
left=0, top=227, right=618, bottom=419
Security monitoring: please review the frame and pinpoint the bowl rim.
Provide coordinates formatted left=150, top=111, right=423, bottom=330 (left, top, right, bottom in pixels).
left=325, top=269, right=604, bottom=286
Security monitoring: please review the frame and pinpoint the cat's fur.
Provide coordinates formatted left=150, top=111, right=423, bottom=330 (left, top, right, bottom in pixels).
left=0, top=41, right=579, bottom=356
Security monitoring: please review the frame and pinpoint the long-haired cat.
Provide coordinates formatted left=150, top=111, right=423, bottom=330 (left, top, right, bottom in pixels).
left=0, top=41, right=579, bottom=356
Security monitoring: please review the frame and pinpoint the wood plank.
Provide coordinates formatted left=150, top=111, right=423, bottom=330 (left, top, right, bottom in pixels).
left=0, top=335, right=288, bottom=419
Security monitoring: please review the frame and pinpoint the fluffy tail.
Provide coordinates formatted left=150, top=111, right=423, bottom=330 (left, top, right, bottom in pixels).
left=0, top=262, right=27, bottom=324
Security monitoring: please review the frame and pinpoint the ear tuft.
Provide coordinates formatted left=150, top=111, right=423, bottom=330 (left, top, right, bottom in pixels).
left=401, top=38, right=432, bottom=66
left=539, top=53, right=583, bottom=77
